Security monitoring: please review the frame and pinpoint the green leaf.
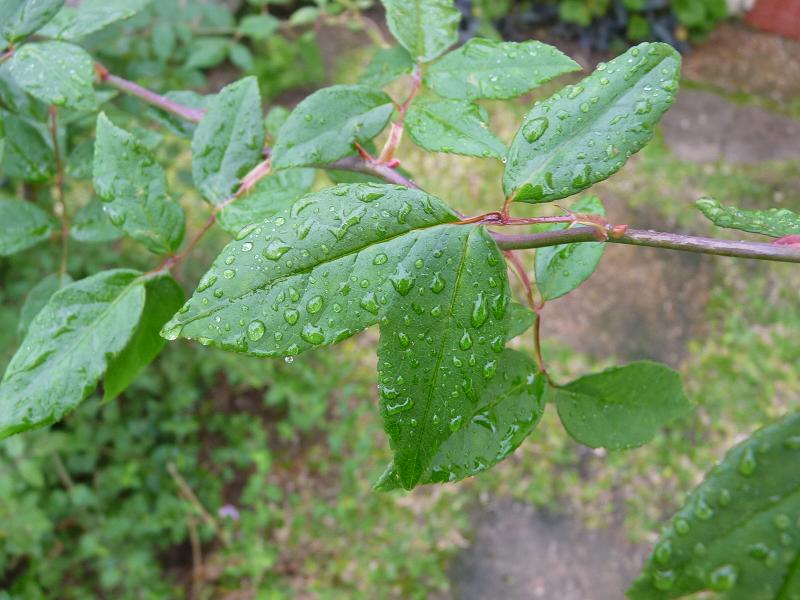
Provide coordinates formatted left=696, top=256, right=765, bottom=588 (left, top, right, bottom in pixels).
left=185, top=37, right=229, bottom=70
left=0, top=111, right=53, bottom=182
left=506, top=302, right=536, bottom=342
left=0, top=62, right=48, bottom=120
left=381, top=0, right=460, bottom=63
left=8, top=41, right=96, bottom=111
left=535, top=196, right=606, bottom=300
left=0, top=197, right=55, bottom=256
left=0, top=269, right=145, bottom=438
left=504, top=42, right=681, bottom=203
left=359, top=45, right=415, bottom=88
left=424, top=38, right=581, bottom=100
left=0, top=0, right=64, bottom=43
left=271, top=85, right=394, bottom=170
left=192, top=77, right=265, bottom=205
left=288, top=6, right=318, bottom=26
left=17, top=273, right=71, bottom=338
left=264, top=105, right=289, bottom=142
left=554, top=361, right=691, bottom=450
left=405, top=98, right=507, bottom=160
left=37, top=0, right=149, bottom=40
left=696, top=197, right=800, bottom=239
left=70, top=199, right=123, bottom=244
left=217, top=168, right=316, bottom=235
left=103, top=274, right=184, bottom=402
left=147, top=90, right=212, bottom=138
left=376, top=349, right=546, bottom=490
left=161, top=183, right=460, bottom=356
left=628, top=411, right=800, bottom=599
left=237, top=14, right=280, bottom=41
left=93, top=113, right=185, bottom=254
left=376, top=225, right=511, bottom=489
left=65, top=139, right=94, bottom=180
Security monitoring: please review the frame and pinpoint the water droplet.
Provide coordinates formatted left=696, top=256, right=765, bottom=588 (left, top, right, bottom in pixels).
left=263, top=239, right=290, bottom=260
left=222, top=269, right=235, bottom=279
left=300, top=323, right=324, bottom=345
left=471, top=292, right=488, bottom=328
left=390, top=265, right=414, bottom=296
left=449, top=415, right=463, bottom=432
left=522, top=117, right=548, bottom=143
left=694, top=498, right=714, bottom=521
left=306, top=295, right=323, bottom=314
left=708, top=565, right=737, bottom=591
left=283, top=308, right=299, bottom=325
left=654, top=540, right=672, bottom=565
left=459, top=331, right=473, bottom=351
left=674, top=518, right=690, bottom=535
left=482, top=360, right=497, bottom=379
left=738, top=447, right=756, bottom=476
left=430, top=272, right=445, bottom=293
left=652, top=570, right=675, bottom=591
left=360, top=292, right=379, bottom=314
left=161, top=323, right=182, bottom=340
left=373, top=253, right=388, bottom=265
left=247, top=320, right=266, bottom=341
left=386, top=397, right=413, bottom=416
left=397, top=332, right=410, bottom=348
left=197, top=274, right=217, bottom=293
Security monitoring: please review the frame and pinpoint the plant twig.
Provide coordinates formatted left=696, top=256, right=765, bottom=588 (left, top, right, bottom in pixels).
left=48, top=106, right=69, bottom=281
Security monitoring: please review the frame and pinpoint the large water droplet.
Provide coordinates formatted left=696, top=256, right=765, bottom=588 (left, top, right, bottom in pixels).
left=300, top=323, right=324, bottom=345
left=471, top=292, right=488, bottom=328
left=247, top=320, right=266, bottom=341
left=522, top=116, right=548, bottom=143
left=263, top=239, right=290, bottom=260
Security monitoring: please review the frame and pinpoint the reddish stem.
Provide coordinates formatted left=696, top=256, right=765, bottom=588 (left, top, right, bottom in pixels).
left=49, top=106, right=69, bottom=280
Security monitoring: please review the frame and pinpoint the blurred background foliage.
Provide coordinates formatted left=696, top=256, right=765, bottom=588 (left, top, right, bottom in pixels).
left=2, top=0, right=797, bottom=597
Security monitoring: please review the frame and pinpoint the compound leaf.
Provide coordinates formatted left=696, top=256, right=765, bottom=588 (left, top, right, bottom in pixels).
left=696, top=197, right=800, bottom=239
left=405, top=98, right=507, bottom=159
left=554, top=361, right=691, bottom=450
left=17, top=273, right=71, bottom=338
left=162, top=184, right=460, bottom=356
left=8, top=41, right=96, bottom=111
left=535, top=196, right=605, bottom=300
left=1, top=0, right=64, bottom=44
left=359, top=45, right=415, bottom=88
left=628, top=411, right=800, bottom=599
left=425, top=38, right=580, bottom=100
left=0, top=269, right=145, bottom=439
left=192, top=77, right=265, bottom=205
left=504, top=42, right=681, bottom=203
left=271, top=85, right=394, bottom=170
left=217, top=168, right=316, bottom=235
left=376, top=349, right=545, bottom=490
left=93, top=113, right=185, bottom=254
left=0, top=197, right=55, bottom=256
left=380, top=0, right=460, bottom=63
left=103, top=274, right=184, bottom=402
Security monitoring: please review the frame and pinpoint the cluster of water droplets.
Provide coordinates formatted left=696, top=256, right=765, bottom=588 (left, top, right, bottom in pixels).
left=697, top=197, right=800, bottom=238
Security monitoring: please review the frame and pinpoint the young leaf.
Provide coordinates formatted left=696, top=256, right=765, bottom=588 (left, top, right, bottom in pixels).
left=237, top=13, right=280, bottom=41
left=161, top=184, right=460, bottom=356
left=504, top=42, right=681, bottom=203
left=377, top=225, right=511, bottom=489
left=0, top=0, right=65, bottom=43
left=192, top=77, right=265, bottom=205
left=0, top=269, right=146, bottom=439
left=376, top=349, right=546, bottom=490
left=37, top=0, right=149, bottom=40
left=359, top=45, right=415, bottom=88
left=554, top=361, right=691, bottom=450
left=424, top=39, right=581, bottom=100
left=93, top=113, right=185, bottom=254
left=535, top=196, right=606, bottom=300
left=696, top=197, right=800, bottom=239
left=185, top=37, right=229, bottom=70
left=103, top=274, right=184, bottom=402
left=217, top=168, right=316, bottom=235
left=628, top=412, right=800, bottom=599
left=8, top=41, right=96, bottom=111
left=405, top=98, right=507, bottom=160
left=70, top=199, right=123, bottom=244
left=17, top=273, right=72, bottom=338
left=0, top=111, right=54, bottom=182
left=0, top=198, right=56, bottom=256
left=506, top=302, right=536, bottom=342
left=271, top=85, right=394, bottom=170
left=380, top=0, right=460, bottom=63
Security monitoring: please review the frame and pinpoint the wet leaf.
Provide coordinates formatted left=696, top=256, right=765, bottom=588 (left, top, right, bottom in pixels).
left=0, top=269, right=145, bottom=438
left=17, top=273, right=71, bottom=338
left=1, top=0, right=64, bottom=43
left=405, top=98, right=507, bottom=160
left=0, top=197, right=56, bottom=256
left=8, top=41, right=96, bottom=111
left=237, top=13, right=279, bottom=41
left=425, top=38, right=580, bottom=100
left=70, top=199, right=123, bottom=244
left=192, top=77, right=265, bottom=205
left=381, top=0, right=460, bottom=63
left=271, top=85, right=394, bottom=170
left=376, top=349, right=545, bottom=490
left=359, top=45, right=415, bottom=88
left=0, top=111, right=53, bottom=182
left=506, top=302, right=536, bottom=342
left=93, top=113, right=185, bottom=254
left=38, top=0, right=149, bottom=40
left=629, top=411, right=800, bottom=599
left=535, top=196, right=606, bottom=300
left=554, top=361, right=691, bottom=450
left=696, top=197, right=800, bottom=239
left=147, top=90, right=213, bottom=138
left=504, top=42, right=681, bottom=203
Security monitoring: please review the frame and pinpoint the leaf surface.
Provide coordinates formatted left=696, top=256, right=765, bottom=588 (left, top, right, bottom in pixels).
left=405, top=98, right=507, bottom=159
left=38, top=0, right=148, bottom=40
left=0, top=111, right=53, bottom=182
left=628, top=412, right=800, bottom=600
left=554, top=361, right=691, bottom=450
left=506, top=302, right=536, bottom=342
left=0, top=197, right=55, bottom=256
left=192, top=77, right=265, bottom=204
left=380, top=0, right=460, bottom=63
left=425, top=38, right=580, bottom=100
left=376, top=349, right=546, bottom=490
left=93, top=113, right=185, bottom=254
left=8, top=41, right=96, bottom=111
left=162, top=184, right=460, bottom=357
left=696, top=197, right=800, bottom=239
left=271, top=85, right=394, bottom=170
left=0, top=0, right=64, bottom=43
left=0, top=269, right=145, bottom=438
left=504, top=42, right=681, bottom=203
left=359, top=45, right=414, bottom=88
left=70, top=199, right=123, bottom=243
left=17, top=273, right=71, bottom=338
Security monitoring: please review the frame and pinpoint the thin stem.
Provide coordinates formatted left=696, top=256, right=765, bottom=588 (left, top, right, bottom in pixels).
left=0, top=49, right=13, bottom=65
left=492, top=227, right=800, bottom=263
left=49, top=106, right=69, bottom=280
left=378, top=67, right=421, bottom=163
left=532, top=313, right=547, bottom=376
left=326, top=155, right=419, bottom=189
